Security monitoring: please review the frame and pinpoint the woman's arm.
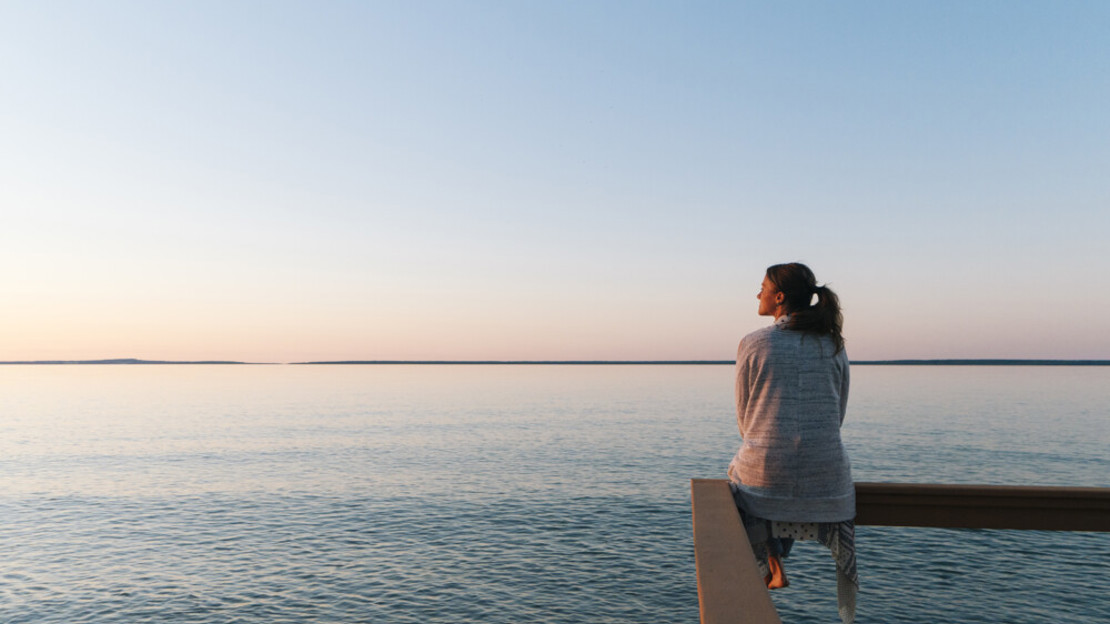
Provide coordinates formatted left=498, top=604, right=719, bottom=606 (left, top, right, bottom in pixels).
left=735, top=341, right=750, bottom=435
left=838, top=352, right=850, bottom=425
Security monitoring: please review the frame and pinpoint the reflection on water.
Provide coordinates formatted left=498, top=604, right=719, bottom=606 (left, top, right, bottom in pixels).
left=1, top=365, right=1107, bottom=623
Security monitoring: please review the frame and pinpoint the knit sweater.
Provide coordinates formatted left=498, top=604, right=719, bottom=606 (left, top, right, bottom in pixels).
left=727, top=316, right=855, bottom=522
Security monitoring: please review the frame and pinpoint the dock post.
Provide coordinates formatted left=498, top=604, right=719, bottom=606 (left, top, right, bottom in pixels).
left=691, top=478, right=781, bottom=624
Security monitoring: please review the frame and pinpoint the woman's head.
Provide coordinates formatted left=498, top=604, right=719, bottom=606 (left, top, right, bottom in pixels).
left=760, top=262, right=844, bottom=352
left=764, top=263, right=819, bottom=313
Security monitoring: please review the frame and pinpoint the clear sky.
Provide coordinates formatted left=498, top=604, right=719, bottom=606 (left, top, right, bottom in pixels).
left=2, top=1, right=1108, bottom=362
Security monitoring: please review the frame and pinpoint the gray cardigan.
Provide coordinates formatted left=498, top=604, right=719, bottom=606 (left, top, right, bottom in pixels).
left=727, top=317, right=855, bottom=522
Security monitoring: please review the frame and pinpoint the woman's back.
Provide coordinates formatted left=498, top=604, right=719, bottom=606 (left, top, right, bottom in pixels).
left=728, top=322, right=853, bottom=522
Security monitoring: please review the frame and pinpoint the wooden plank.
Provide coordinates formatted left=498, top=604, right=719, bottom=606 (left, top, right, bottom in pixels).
left=691, top=478, right=781, bottom=624
left=854, top=482, right=1110, bottom=531
left=693, top=480, right=1110, bottom=531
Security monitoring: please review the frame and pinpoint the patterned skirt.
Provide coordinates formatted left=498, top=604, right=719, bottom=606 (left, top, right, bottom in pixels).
left=729, top=482, right=858, bottom=624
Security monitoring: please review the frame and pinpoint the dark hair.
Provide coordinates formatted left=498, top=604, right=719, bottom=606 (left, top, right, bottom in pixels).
left=765, top=262, right=844, bottom=353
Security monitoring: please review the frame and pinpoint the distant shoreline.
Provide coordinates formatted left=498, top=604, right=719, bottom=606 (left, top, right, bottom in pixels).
left=2, top=358, right=1108, bottom=366
left=0, top=358, right=254, bottom=365
left=848, top=359, right=1110, bottom=366
left=299, top=359, right=1110, bottom=366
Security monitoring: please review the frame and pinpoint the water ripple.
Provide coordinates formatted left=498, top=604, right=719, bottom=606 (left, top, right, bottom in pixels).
left=2, top=365, right=1108, bottom=622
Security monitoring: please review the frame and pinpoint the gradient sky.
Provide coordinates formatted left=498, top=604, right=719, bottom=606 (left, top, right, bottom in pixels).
left=2, top=1, right=1108, bottom=362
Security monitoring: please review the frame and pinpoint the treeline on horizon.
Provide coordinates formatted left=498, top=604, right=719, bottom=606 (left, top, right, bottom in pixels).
left=3, top=358, right=1109, bottom=366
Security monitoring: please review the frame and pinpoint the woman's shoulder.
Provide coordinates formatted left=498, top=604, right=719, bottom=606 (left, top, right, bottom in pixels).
left=740, top=324, right=778, bottom=343
left=737, top=325, right=778, bottom=356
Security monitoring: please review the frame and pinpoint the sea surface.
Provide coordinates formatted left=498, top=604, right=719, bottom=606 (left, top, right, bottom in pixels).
left=1, top=364, right=1107, bottom=623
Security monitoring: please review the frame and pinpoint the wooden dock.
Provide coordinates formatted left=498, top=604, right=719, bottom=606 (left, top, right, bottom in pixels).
left=691, top=479, right=1110, bottom=624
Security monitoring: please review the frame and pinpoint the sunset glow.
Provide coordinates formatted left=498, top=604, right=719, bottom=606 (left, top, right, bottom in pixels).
left=2, top=2, right=1108, bottom=362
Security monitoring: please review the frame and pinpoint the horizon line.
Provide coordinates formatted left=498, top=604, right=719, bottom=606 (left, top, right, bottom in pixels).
left=2, top=358, right=1110, bottom=366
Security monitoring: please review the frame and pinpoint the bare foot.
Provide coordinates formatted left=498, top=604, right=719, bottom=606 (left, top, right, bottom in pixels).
left=765, top=555, right=790, bottom=589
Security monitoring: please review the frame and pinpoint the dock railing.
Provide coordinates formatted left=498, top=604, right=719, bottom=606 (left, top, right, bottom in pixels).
left=690, top=479, right=1110, bottom=624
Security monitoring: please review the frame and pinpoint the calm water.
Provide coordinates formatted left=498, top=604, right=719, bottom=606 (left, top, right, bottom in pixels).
left=1, top=365, right=1107, bottom=623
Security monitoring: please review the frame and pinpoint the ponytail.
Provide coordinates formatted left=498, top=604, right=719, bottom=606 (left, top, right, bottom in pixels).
left=765, top=263, right=845, bottom=353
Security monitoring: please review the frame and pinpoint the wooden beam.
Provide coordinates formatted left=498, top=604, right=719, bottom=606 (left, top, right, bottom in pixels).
left=691, top=480, right=1109, bottom=624
left=854, top=482, right=1110, bottom=531
left=691, top=478, right=781, bottom=624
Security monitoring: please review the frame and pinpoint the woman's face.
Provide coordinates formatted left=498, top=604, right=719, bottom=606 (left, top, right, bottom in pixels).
left=757, top=276, right=784, bottom=317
